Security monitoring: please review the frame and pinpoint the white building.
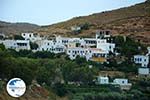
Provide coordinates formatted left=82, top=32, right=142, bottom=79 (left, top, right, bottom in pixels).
left=66, top=47, right=92, bottom=60
left=96, top=30, right=111, bottom=39
left=138, top=68, right=149, bottom=75
left=66, top=47, right=108, bottom=61
left=96, top=39, right=115, bottom=53
left=134, top=55, right=149, bottom=67
left=113, top=78, right=129, bottom=85
left=36, top=40, right=65, bottom=53
left=71, top=26, right=81, bottom=31
left=21, top=33, right=42, bottom=42
left=83, top=38, right=97, bottom=47
left=0, top=40, right=30, bottom=51
left=113, top=78, right=132, bottom=90
left=97, top=76, right=109, bottom=84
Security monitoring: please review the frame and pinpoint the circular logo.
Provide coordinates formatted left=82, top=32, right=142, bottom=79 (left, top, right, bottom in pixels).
left=6, top=78, right=26, bottom=98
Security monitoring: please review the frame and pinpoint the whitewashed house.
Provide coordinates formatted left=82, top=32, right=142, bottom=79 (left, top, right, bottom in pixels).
left=36, top=40, right=65, bottom=53
left=96, top=39, right=115, bottom=53
left=0, top=40, right=30, bottom=51
left=134, top=55, right=149, bottom=67
left=113, top=79, right=129, bottom=85
left=21, top=33, right=42, bottom=42
left=97, top=76, right=109, bottom=84
left=66, top=47, right=109, bottom=61
left=66, top=47, right=92, bottom=60
left=83, top=38, right=97, bottom=47
left=138, top=68, right=149, bottom=75
left=96, top=30, right=111, bottom=39
left=113, top=78, right=132, bottom=90
left=134, top=55, right=150, bottom=75
left=71, top=26, right=81, bottom=32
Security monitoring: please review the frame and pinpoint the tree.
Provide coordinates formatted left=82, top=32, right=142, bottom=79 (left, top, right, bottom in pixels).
left=30, top=42, right=39, bottom=50
left=80, top=23, right=90, bottom=30
left=14, top=35, right=24, bottom=40
left=75, top=56, right=87, bottom=66
left=52, top=83, right=67, bottom=97
left=0, top=44, right=5, bottom=51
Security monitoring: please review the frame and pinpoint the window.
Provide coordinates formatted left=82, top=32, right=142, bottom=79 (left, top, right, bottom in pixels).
left=109, top=46, right=111, bottom=49
left=140, top=58, right=142, bottom=61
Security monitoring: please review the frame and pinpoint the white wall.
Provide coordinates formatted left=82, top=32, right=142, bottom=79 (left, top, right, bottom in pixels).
left=138, top=68, right=149, bottom=75
left=97, top=76, right=109, bottom=84
left=113, top=79, right=128, bottom=85
left=1, top=40, right=30, bottom=51
left=96, top=39, right=115, bottom=53
left=134, top=55, right=149, bottom=67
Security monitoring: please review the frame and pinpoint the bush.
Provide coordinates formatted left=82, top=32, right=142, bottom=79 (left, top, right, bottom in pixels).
left=0, top=44, right=5, bottom=51
left=30, top=42, right=39, bottom=50
left=14, top=35, right=24, bottom=40
left=52, top=83, right=67, bottom=97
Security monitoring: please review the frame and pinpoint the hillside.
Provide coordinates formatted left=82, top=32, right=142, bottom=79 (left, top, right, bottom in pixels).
left=0, top=21, right=40, bottom=35
left=37, top=0, right=150, bottom=44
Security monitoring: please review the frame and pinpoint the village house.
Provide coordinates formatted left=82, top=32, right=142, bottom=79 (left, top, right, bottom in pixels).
left=36, top=39, right=65, bottom=53
left=97, top=76, right=109, bottom=84
left=138, top=68, right=149, bottom=75
left=0, top=40, right=30, bottom=51
left=112, top=78, right=132, bottom=90
left=133, top=48, right=150, bottom=76
left=134, top=55, right=149, bottom=67
left=71, top=26, right=81, bottom=32
left=21, top=33, right=42, bottom=42
left=97, top=76, right=132, bottom=90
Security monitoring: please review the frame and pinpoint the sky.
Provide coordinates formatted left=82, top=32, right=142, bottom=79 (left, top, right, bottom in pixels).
left=0, top=0, right=146, bottom=25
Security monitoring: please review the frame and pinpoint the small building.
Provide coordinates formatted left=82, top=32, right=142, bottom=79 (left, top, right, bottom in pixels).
left=96, top=30, right=111, bottom=39
left=134, top=55, right=149, bottom=67
left=66, top=47, right=92, bottom=60
left=21, top=33, right=42, bottom=42
left=36, top=40, right=65, bottom=53
left=71, top=26, right=81, bottom=32
left=113, top=78, right=128, bottom=85
left=96, top=39, right=115, bottom=53
left=0, top=40, right=30, bottom=51
left=97, top=76, right=109, bottom=84
left=113, top=78, right=132, bottom=90
left=138, top=68, right=149, bottom=75
left=66, top=47, right=108, bottom=61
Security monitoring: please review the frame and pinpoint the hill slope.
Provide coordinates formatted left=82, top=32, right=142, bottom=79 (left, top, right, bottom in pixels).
left=0, top=21, right=40, bottom=35
left=37, top=0, right=150, bottom=44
